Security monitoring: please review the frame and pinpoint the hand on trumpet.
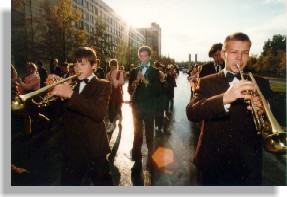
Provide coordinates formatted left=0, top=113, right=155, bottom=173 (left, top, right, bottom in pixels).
left=47, top=74, right=73, bottom=99
left=136, top=72, right=148, bottom=85
left=50, top=82, right=73, bottom=99
left=223, top=80, right=256, bottom=104
left=247, top=95, right=265, bottom=116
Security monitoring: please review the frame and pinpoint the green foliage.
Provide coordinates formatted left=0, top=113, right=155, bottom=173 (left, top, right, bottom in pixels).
left=36, top=0, right=87, bottom=62
left=88, top=18, right=115, bottom=67
left=249, top=34, right=286, bottom=78
left=269, top=80, right=286, bottom=93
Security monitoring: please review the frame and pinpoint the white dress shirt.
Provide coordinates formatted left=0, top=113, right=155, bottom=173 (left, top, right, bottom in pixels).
left=79, top=74, right=95, bottom=93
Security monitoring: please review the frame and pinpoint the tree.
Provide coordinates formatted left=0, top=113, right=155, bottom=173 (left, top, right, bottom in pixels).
left=262, top=34, right=286, bottom=56
left=248, top=34, right=286, bottom=77
left=88, top=18, right=115, bottom=68
left=36, top=0, right=87, bottom=62
left=12, top=0, right=29, bottom=74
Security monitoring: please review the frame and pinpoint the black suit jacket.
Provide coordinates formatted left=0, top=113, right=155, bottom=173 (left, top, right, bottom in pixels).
left=128, top=64, right=161, bottom=112
left=199, top=61, right=225, bottom=78
left=186, top=71, right=273, bottom=171
left=50, top=66, right=62, bottom=76
left=63, top=76, right=112, bottom=160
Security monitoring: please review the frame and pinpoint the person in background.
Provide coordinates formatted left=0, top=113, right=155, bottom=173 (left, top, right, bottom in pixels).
left=186, top=32, right=273, bottom=185
left=36, top=61, right=47, bottom=88
left=128, top=46, right=161, bottom=170
left=199, top=43, right=225, bottom=78
left=50, top=47, right=113, bottom=186
left=17, top=62, right=49, bottom=135
left=105, top=59, right=124, bottom=134
left=188, top=64, right=199, bottom=97
left=94, top=59, right=105, bottom=79
left=17, top=62, right=40, bottom=94
left=165, top=65, right=177, bottom=110
left=50, top=58, right=62, bottom=76
left=153, top=61, right=169, bottom=135
left=60, top=62, right=69, bottom=79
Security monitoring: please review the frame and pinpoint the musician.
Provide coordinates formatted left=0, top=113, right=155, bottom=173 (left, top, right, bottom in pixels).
left=186, top=32, right=273, bottom=185
left=50, top=47, right=113, bottom=186
left=128, top=46, right=161, bottom=169
left=199, top=43, right=225, bottom=78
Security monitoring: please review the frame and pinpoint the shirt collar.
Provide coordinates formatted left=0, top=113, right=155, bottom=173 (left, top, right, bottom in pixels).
left=87, top=73, right=95, bottom=81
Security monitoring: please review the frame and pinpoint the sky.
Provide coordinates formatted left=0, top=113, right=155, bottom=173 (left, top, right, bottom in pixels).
left=104, top=0, right=286, bottom=62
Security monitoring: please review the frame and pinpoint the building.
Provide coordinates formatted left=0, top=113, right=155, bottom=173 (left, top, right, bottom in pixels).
left=137, top=22, right=162, bottom=57
left=12, top=0, right=160, bottom=66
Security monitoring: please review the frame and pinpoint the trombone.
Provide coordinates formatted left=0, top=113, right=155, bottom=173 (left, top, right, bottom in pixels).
left=236, top=64, right=286, bottom=153
left=11, top=73, right=80, bottom=111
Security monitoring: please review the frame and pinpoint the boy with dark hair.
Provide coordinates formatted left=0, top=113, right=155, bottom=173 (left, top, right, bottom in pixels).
left=51, top=46, right=113, bottom=186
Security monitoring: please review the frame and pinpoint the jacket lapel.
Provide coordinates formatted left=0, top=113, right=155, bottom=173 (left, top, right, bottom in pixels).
left=218, top=70, right=230, bottom=90
left=81, top=76, right=97, bottom=95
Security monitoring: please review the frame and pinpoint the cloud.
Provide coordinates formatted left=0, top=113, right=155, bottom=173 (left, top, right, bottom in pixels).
left=242, top=4, right=250, bottom=9
left=264, top=0, right=285, bottom=3
left=244, top=13, right=285, bottom=56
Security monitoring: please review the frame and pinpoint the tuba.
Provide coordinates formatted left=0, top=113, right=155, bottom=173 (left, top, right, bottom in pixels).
left=236, top=64, right=286, bottom=154
left=11, top=73, right=80, bottom=111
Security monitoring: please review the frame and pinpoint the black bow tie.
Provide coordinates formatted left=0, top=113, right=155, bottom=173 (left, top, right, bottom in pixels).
left=226, top=72, right=241, bottom=82
left=141, top=65, right=148, bottom=69
left=77, top=78, right=90, bottom=84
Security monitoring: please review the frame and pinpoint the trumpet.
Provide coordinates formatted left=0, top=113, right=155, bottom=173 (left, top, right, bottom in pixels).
left=236, top=64, right=286, bottom=153
left=11, top=73, right=80, bottom=111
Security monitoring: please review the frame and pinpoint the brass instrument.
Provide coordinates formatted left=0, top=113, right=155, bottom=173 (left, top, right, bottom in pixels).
left=11, top=73, right=80, bottom=111
left=236, top=64, right=286, bottom=153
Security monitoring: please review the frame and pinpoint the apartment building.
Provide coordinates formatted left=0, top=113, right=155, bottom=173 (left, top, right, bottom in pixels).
left=137, top=22, right=162, bottom=57
left=13, top=0, right=161, bottom=62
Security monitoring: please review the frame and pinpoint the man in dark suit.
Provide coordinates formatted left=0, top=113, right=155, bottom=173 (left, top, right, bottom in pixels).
left=199, top=43, right=225, bottom=78
left=50, top=58, right=62, bottom=76
left=128, top=46, right=161, bottom=169
left=186, top=32, right=273, bottom=185
left=51, top=47, right=113, bottom=186
left=60, top=62, right=70, bottom=79
left=94, top=59, right=105, bottom=79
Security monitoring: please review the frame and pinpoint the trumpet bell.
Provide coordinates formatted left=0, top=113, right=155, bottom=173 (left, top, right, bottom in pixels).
left=263, top=132, right=287, bottom=154
left=11, top=73, right=80, bottom=110
left=11, top=95, right=24, bottom=111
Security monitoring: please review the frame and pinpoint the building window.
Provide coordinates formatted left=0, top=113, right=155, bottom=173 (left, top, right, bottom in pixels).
left=90, top=26, right=94, bottom=33
left=79, top=21, right=84, bottom=29
left=77, top=0, right=83, bottom=5
left=83, top=11, right=89, bottom=20
left=83, top=0, right=88, bottom=8
left=84, top=23, right=89, bottom=31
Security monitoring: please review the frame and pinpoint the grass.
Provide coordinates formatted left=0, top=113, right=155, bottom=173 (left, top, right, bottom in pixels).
left=269, top=81, right=286, bottom=93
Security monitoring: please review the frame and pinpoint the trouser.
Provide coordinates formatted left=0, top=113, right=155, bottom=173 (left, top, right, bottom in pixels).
left=61, top=156, right=113, bottom=186
left=108, top=102, right=122, bottom=123
left=131, top=106, right=154, bottom=161
left=201, top=145, right=262, bottom=186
